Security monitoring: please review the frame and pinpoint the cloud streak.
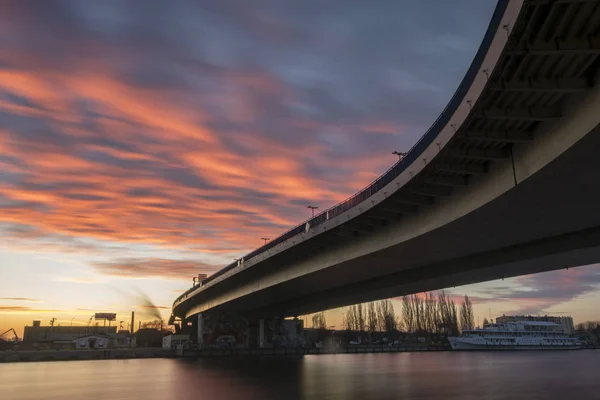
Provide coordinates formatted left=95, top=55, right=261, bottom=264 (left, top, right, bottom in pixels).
left=0, top=306, right=62, bottom=314
left=454, top=265, right=600, bottom=316
left=0, top=1, right=497, bottom=270
left=93, top=258, right=220, bottom=280
left=0, top=298, right=40, bottom=302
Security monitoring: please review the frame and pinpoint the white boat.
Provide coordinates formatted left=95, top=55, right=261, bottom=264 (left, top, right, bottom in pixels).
left=448, top=321, right=580, bottom=350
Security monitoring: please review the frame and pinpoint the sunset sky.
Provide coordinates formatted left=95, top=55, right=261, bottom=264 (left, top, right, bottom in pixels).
left=1, top=1, right=600, bottom=337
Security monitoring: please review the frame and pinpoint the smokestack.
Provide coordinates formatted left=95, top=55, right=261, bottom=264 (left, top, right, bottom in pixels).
left=131, top=311, right=135, bottom=334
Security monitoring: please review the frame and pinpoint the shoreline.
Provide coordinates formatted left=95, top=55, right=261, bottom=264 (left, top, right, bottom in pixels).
left=0, top=348, right=175, bottom=363
left=2, top=344, right=599, bottom=363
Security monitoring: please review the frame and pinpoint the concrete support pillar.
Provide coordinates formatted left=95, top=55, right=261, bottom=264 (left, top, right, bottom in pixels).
left=197, top=314, right=204, bottom=347
left=259, top=319, right=265, bottom=348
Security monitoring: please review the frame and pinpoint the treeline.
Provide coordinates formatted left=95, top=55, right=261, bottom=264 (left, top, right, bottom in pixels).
left=339, top=292, right=474, bottom=336
left=402, top=292, right=474, bottom=335
left=576, top=321, right=600, bottom=342
left=343, top=299, right=397, bottom=333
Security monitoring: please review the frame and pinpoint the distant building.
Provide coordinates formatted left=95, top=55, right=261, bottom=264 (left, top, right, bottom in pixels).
left=134, top=328, right=163, bottom=347
left=162, top=334, right=190, bottom=350
left=73, top=335, right=110, bottom=349
left=23, top=324, right=117, bottom=344
left=22, top=321, right=136, bottom=349
left=496, top=315, right=574, bottom=334
left=114, top=330, right=136, bottom=348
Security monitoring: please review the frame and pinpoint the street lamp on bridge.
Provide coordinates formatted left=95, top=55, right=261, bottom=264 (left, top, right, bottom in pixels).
left=307, top=205, right=319, bottom=218
left=261, top=237, right=270, bottom=246
left=392, top=151, right=407, bottom=160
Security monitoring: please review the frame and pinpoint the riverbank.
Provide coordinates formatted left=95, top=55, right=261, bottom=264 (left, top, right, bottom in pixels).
left=3, top=344, right=599, bottom=362
left=0, top=348, right=174, bottom=363
left=183, top=344, right=448, bottom=357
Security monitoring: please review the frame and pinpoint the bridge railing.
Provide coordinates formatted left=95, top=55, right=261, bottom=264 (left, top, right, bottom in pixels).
left=174, top=0, right=510, bottom=306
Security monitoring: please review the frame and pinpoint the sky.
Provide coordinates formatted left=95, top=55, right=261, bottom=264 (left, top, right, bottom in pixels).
left=1, top=1, right=600, bottom=337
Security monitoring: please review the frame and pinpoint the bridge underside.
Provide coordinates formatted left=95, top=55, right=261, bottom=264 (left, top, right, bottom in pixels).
left=172, top=0, right=600, bottom=323
left=196, top=120, right=600, bottom=319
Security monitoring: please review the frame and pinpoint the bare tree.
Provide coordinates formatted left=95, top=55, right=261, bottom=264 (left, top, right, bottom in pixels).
left=344, top=307, right=355, bottom=331
left=437, top=291, right=459, bottom=336
left=424, top=292, right=438, bottom=333
left=402, top=296, right=415, bottom=332
left=312, top=312, right=327, bottom=330
left=414, top=294, right=426, bottom=332
left=367, top=302, right=378, bottom=333
left=357, top=303, right=365, bottom=333
left=377, top=299, right=397, bottom=333
left=459, top=295, right=475, bottom=332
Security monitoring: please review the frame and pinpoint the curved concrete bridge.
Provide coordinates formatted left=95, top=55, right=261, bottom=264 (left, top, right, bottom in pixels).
left=172, top=0, right=600, bottom=327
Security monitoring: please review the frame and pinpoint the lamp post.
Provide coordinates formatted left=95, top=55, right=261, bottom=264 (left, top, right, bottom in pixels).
left=261, top=237, right=270, bottom=246
left=307, top=205, right=319, bottom=218
left=392, top=151, right=407, bottom=160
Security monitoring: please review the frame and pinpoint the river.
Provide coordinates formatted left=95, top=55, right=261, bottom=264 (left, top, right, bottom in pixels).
left=1, top=351, right=598, bottom=399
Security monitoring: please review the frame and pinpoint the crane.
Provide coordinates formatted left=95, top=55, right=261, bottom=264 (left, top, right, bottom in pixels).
left=0, top=328, right=19, bottom=342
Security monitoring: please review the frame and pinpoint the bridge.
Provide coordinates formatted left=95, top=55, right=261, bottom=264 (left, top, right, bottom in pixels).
left=170, top=0, right=600, bottom=347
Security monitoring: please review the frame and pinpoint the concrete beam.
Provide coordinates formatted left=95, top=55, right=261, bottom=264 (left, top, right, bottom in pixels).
left=489, top=77, right=590, bottom=93
left=349, top=220, right=376, bottom=232
left=259, top=319, right=265, bottom=348
left=363, top=215, right=389, bottom=227
left=462, top=130, right=534, bottom=143
left=449, top=148, right=510, bottom=160
left=434, top=163, right=488, bottom=175
left=197, top=314, right=204, bottom=347
left=365, top=216, right=390, bottom=228
left=406, top=185, right=454, bottom=197
left=333, top=226, right=361, bottom=238
left=380, top=204, right=419, bottom=214
left=421, top=175, right=469, bottom=187
left=506, top=37, right=600, bottom=56
left=477, top=106, right=561, bottom=121
left=391, top=193, right=435, bottom=206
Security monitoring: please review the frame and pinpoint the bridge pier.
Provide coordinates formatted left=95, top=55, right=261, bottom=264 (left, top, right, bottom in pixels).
left=259, top=319, right=265, bottom=348
left=185, top=314, right=306, bottom=348
left=197, top=314, right=204, bottom=347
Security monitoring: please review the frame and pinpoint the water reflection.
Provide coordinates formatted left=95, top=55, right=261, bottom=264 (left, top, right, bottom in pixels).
left=0, top=351, right=598, bottom=400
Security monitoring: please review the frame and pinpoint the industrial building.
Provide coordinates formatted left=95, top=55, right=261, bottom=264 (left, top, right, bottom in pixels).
left=22, top=320, right=135, bottom=349
left=23, top=321, right=117, bottom=343
left=162, top=334, right=190, bottom=350
left=74, top=335, right=111, bottom=349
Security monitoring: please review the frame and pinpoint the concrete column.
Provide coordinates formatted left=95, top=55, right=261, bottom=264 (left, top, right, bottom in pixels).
left=259, top=319, right=265, bottom=348
left=197, top=314, right=204, bottom=347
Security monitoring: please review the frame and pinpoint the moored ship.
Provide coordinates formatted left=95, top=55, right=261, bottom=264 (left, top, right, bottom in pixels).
left=448, top=321, right=580, bottom=350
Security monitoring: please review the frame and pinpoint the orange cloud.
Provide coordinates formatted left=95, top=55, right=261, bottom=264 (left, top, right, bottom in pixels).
left=93, top=258, right=220, bottom=280
left=0, top=62, right=403, bottom=269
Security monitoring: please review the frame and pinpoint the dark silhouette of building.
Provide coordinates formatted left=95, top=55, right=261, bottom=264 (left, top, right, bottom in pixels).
left=134, top=328, right=163, bottom=347
left=23, top=322, right=117, bottom=344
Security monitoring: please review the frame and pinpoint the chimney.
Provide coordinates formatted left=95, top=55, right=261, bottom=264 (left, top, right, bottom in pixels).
left=131, top=311, right=135, bottom=334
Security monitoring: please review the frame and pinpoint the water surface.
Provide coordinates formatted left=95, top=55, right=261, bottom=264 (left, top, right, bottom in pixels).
left=1, top=351, right=597, bottom=400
